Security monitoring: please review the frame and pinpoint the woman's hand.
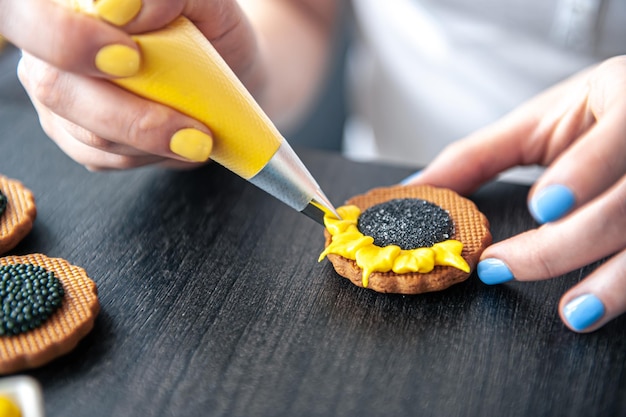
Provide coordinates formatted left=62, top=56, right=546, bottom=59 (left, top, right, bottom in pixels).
left=406, top=56, right=626, bottom=333
left=2, top=0, right=272, bottom=171
left=4, top=0, right=337, bottom=171
left=3, top=0, right=246, bottom=170
left=6, top=0, right=266, bottom=171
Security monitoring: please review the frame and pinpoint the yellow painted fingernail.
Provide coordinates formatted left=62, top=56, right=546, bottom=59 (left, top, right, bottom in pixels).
left=170, top=128, right=213, bottom=162
left=95, top=0, right=142, bottom=26
left=95, top=44, right=140, bottom=77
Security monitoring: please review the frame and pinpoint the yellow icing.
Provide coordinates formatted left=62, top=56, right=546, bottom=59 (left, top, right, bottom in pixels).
left=392, top=248, right=435, bottom=274
left=356, top=245, right=401, bottom=288
left=0, top=396, right=21, bottom=417
left=319, top=205, right=470, bottom=287
left=62, top=1, right=283, bottom=179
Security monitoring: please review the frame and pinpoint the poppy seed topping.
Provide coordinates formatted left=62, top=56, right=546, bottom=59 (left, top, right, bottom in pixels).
left=357, top=198, right=454, bottom=250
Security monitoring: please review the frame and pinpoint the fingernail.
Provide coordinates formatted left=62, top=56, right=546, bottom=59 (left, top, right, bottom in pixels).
left=95, top=0, right=142, bottom=26
left=529, top=184, right=575, bottom=224
left=95, top=44, right=140, bottom=77
left=563, top=294, right=605, bottom=331
left=477, top=258, right=515, bottom=285
left=400, top=170, right=422, bottom=185
left=170, top=128, right=213, bottom=162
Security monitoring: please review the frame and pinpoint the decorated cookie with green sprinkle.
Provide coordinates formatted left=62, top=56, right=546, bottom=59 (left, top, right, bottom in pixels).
left=0, top=175, right=36, bottom=255
left=0, top=254, right=99, bottom=374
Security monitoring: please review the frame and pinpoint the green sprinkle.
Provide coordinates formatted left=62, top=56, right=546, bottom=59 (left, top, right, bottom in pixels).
left=0, top=264, right=64, bottom=336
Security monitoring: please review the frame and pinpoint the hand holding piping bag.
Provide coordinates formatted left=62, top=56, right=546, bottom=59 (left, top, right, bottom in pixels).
left=63, top=0, right=285, bottom=180
left=405, top=61, right=626, bottom=333
left=10, top=0, right=266, bottom=171
left=13, top=0, right=337, bottom=220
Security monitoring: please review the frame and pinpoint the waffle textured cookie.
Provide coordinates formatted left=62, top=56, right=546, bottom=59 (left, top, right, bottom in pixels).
left=322, top=185, right=492, bottom=294
left=0, top=254, right=99, bottom=374
left=0, top=175, right=37, bottom=255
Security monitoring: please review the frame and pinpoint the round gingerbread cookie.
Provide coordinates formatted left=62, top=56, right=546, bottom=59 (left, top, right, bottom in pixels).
left=0, top=175, right=37, bottom=255
left=0, top=254, right=99, bottom=374
left=322, top=185, right=492, bottom=294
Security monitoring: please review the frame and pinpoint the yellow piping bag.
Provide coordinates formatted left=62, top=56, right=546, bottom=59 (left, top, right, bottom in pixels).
left=61, top=1, right=339, bottom=224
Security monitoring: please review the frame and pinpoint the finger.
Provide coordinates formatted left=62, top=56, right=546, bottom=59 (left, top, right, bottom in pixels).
left=90, top=0, right=183, bottom=30
left=86, top=0, right=256, bottom=68
left=477, top=173, right=626, bottom=283
left=558, top=248, right=626, bottom=333
left=529, top=57, right=626, bottom=223
left=162, top=0, right=260, bottom=83
left=18, top=54, right=213, bottom=164
left=1, top=0, right=139, bottom=78
left=407, top=70, right=591, bottom=195
left=26, top=89, right=163, bottom=170
left=405, top=114, right=541, bottom=195
left=49, top=115, right=170, bottom=171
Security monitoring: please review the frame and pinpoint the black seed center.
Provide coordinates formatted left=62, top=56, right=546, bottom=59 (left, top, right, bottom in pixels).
left=0, top=263, right=65, bottom=336
left=357, top=198, right=454, bottom=250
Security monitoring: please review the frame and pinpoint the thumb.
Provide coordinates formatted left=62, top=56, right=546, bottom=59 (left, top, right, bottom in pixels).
left=406, top=71, right=591, bottom=195
left=407, top=113, right=536, bottom=195
left=2, top=0, right=138, bottom=78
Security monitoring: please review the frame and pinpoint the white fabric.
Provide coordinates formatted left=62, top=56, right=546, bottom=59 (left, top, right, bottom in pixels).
left=344, top=0, right=625, bottom=176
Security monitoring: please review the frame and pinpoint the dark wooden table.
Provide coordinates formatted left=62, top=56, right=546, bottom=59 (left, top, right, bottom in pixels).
left=1, top=45, right=624, bottom=417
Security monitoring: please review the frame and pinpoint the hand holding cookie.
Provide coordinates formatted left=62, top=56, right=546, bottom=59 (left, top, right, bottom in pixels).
left=406, top=57, right=626, bottom=333
left=321, top=185, right=491, bottom=294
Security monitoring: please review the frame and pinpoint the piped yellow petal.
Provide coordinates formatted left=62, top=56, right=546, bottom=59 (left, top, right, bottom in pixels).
left=325, top=218, right=356, bottom=235
left=336, top=205, right=361, bottom=220
left=95, top=0, right=142, bottom=26
left=324, top=205, right=360, bottom=235
left=432, top=240, right=470, bottom=273
left=319, top=233, right=374, bottom=262
left=356, top=245, right=401, bottom=287
left=392, top=248, right=435, bottom=274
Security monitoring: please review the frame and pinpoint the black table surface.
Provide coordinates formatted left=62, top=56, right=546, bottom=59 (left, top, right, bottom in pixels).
left=1, top=46, right=624, bottom=417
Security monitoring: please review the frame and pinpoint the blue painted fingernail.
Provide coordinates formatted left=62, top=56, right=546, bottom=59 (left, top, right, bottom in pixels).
left=529, top=184, right=575, bottom=224
left=400, top=170, right=422, bottom=185
left=477, top=258, right=515, bottom=285
left=563, top=294, right=605, bottom=331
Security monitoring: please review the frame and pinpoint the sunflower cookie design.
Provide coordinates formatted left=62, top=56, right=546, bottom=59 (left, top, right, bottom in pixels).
left=320, top=185, right=492, bottom=294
